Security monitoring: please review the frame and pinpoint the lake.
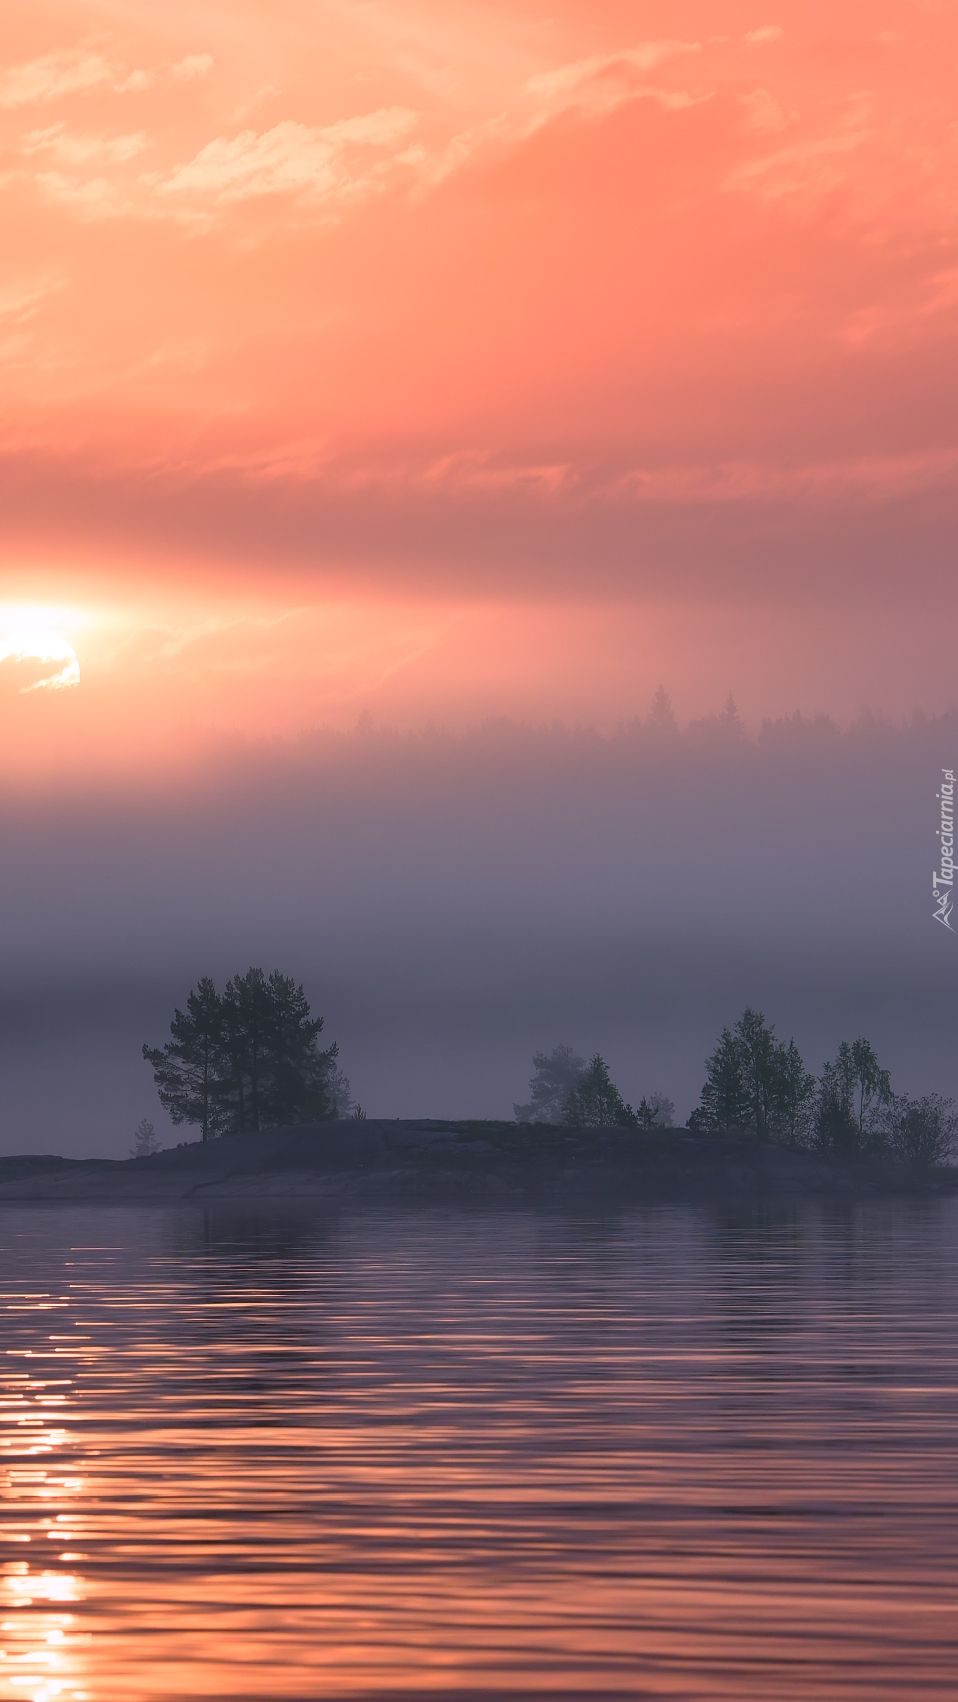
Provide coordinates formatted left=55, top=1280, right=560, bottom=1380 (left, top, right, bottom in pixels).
left=1, top=1198, right=956, bottom=1699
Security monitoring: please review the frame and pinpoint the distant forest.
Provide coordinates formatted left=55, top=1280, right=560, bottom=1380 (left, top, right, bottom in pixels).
left=223, top=694, right=958, bottom=767
left=98, top=695, right=958, bottom=796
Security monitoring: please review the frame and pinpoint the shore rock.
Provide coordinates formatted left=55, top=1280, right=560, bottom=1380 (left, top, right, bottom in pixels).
left=0, top=1121, right=953, bottom=1205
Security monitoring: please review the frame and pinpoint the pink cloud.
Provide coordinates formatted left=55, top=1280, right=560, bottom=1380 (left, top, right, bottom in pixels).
left=0, top=0, right=957, bottom=739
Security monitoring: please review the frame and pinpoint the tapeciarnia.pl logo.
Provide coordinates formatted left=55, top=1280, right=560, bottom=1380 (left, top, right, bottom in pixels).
left=933, top=768, right=955, bottom=930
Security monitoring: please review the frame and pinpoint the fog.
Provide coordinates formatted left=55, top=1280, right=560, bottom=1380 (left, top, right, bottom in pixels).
left=1, top=708, right=954, bottom=1156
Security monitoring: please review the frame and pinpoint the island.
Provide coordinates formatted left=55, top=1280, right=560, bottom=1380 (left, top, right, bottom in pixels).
left=0, top=1121, right=953, bottom=1205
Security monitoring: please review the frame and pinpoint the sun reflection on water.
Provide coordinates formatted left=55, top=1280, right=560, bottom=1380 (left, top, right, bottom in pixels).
left=1, top=1207, right=958, bottom=1699
left=1, top=1322, right=89, bottom=1702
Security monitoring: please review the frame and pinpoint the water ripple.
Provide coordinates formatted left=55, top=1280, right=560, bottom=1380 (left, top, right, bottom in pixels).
left=0, top=1200, right=956, bottom=1699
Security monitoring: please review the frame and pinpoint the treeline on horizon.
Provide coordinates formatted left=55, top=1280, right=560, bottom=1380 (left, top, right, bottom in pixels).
left=152, top=691, right=958, bottom=805
left=144, top=974, right=956, bottom=1171
left=253, top=691, right=958, bottom=765
left=6, top=692, right=955, bottom=813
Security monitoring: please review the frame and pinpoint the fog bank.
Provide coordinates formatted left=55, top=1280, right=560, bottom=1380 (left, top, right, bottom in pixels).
left=1, top=709, right=953, bottom=1156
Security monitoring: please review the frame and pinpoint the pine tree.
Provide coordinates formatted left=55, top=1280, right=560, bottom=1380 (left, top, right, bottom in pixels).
left=700, top=1025, right=751, bottom=1130
left=219, top=969, right=337, bottom=1130
left=774, top=1038, right=817, bottom=1146
left=647, top=686, right=678, bottom=734
left=699, top=1010, right=814, bottom=1141
left=144, top=969, right=338, bottom=1139
left=328, top=1069, right=355, bottom=1117
left=719, top=692, right=744, bottom=737
left=143, top=976, right=228, bottom=1141
left=130, top=1118, right=162, bottom=1158
left=816, top=1048, right=857, bottom=1152
left=563, top=1054, right=632, bottom=1127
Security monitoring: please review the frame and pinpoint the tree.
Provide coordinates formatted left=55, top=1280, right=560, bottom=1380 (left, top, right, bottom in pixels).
left=700, top=1024, right=752, bottom=1131
left=880, top=1094, right=957, bottom=1169
left=774, top=1038, right=817, bottom=1146
left=215, top=968, right=338, bottom=1132
left=515, top=1044, right=587, bottom=1123
left=735, top=1008, right=784, bottom=1138
left=219, top=967, right=273, bottom=1134
left=143, top=975, right=229, bottom=1141
left=849, top=1038, right=892, bottom=1132
left=815, top=1038, right=891, bottom=1155
left=635, top=1092, right=675, bottom=1129
left=699, top=1010, right=815, bottom=1142
left=563, top=1054, right=636, bottom=1127
left=130, top=1118, right=162, bottom=1159
left=328, top=1069, right=355, bottom=1118
left=815, top=1049, right=857, bottom=1152
left=328, top=1069, right=367, bottom=1119
left=719, top=692, right=744, bottom=737
left=144, top=969, right=338, bottom=1138
left=647, top=686, right=678, bottom=735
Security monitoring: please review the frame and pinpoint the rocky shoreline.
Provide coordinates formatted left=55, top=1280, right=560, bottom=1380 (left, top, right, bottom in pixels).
left=0, top=1120, right=954, bottom=1205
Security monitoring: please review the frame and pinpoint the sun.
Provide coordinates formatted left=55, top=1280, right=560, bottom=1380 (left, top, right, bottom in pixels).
left=0, top=626, right=80, bottom=692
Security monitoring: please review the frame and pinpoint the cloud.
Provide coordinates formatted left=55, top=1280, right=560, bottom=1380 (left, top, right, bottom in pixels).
left=744, top=25, right=784, bottom=46
left=0, top=278, right=62, bottom=323
left=23, top=123, right=149, bottom=165
left=0, top=49, right=117, bottom=108
left=156, top=108, right=418, bottom=204
left=114, top=68, right=153, bottom=93
left=33, top=172, right=132, bottom=219
left=171, top=55, right=214, bottom=82
left=525, top=40, right=701, bottom=102
left=5, top=36, right=705, bottom=228
left=726, top=127, right=872, bottom=199
left=739, top=88, right=790, bottom=132
left=417, top=41, right=705, bottom=190
left=0, top=46, right=211, bottom=108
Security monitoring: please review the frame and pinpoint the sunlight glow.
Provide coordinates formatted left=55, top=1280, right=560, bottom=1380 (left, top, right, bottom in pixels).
left=0, top=629, right=80, bottom=692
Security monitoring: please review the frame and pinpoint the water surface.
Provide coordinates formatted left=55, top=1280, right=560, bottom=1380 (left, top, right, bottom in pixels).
left=1, top=1199, right=956, bottom=1699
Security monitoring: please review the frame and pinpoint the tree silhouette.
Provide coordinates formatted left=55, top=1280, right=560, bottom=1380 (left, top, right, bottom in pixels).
left=815, top=1038, right=892, bottom=1154
left=699, top=1009, right=815, bottom=1140
left=144, top=969, right=338, bottom=1139
left=882, top=1093, right=957, bottom=1169
left=700, top=1024, right=752, bottom=1130
left=719, top=692, right=744, bottom=736
left=647, top=686, right=678, bottom=734
left=635, top=1092, right=675, bottom=1129
left=515, top=1044, right=587, bottom=1123
left=564, top=1054, right=637, bottom=1127
left=143, top=976, right=229, bottom=1141
left=130, top=1118, right=162, bottom=1158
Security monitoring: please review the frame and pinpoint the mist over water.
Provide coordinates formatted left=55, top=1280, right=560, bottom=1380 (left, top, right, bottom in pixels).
left=2, top=1198, right=957, bottom=1699
left=0, top=710, right=954, bottom=1156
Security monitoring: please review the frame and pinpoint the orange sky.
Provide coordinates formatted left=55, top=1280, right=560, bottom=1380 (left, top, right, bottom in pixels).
left=2, top=0, right=957, bottom=763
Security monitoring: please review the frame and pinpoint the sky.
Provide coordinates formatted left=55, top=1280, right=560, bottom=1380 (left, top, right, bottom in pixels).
left=2, top=0, right=958, bottom=752
left=0, top=3, right=955, bottom=1148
